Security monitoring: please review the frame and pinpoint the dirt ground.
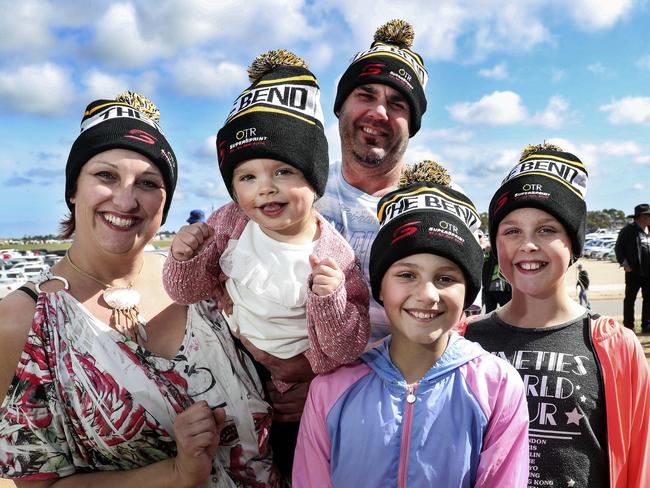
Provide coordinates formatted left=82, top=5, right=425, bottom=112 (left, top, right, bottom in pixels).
left=0, top=258, right=645, bottom=487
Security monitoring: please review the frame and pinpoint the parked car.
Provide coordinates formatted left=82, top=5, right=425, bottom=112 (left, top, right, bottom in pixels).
left=591, top=241, right=616, bottom=260
left=0, top=269, right=28, bottom=299
left=583, top=238, right=616, bottom=258
left=5, top=262, right=49, bottom=279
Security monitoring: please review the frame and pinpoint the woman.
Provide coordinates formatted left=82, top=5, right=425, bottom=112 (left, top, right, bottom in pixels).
left=0, top=93, right=277, bottom=487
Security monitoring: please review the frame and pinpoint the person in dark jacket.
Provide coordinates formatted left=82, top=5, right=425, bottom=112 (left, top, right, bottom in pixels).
left=615, top=203, right=650, bottom=332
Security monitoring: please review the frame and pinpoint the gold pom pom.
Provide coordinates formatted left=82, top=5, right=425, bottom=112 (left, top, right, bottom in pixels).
left=115, top=91, right=160, bottom=123
left=520, top=142, right=564, bottom=161
left=248, top=49, right=307, bottom=83
left=399, top=160, right=451, bottom=188
left=374, top=19, right=414, bottom=49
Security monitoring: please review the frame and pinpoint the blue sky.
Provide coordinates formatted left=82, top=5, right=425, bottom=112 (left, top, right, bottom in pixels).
left=1, top=0, right=649, bottom=238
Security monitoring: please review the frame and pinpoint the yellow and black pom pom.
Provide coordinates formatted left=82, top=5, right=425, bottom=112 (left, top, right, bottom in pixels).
left=374, top=19, right=414, bottom=49
left=520, top=142, right=564, bottom=161
left=115, top=91, right=160, bottom=123
left=248, top=49, right=307, bottom=83
left=399, top=160, right=451, bottom=188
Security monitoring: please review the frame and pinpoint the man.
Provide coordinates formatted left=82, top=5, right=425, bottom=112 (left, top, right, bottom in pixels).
left=615, top=203, right=650, bottom=333
left=316, top=19, right=428, bottom=341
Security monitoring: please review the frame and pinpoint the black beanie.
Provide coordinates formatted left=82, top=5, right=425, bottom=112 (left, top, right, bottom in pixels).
left=216, top=50, right=329, bottom=199
left=334, top=19, right=428, bottom=136
left=65, top=92, right=177, bottom=225
left=489, top=144, right=588, bottom=260
left=369, top=161, right=483, bottom=308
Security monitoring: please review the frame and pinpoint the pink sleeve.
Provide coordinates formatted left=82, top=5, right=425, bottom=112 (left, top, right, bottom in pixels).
left=592, top=317, right=650, bottom=488
left=462, top=356, right=530, bottom=487
left=304, top=217, right=370, bottom=373
left=293, top=363, right=370, bottom=488
left=163, top=202, right=245, bottom=304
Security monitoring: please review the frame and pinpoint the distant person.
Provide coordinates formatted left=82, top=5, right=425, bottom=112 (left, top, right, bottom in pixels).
left=316, top=19, right=431, bottom=342
left=615, top=203, right=650, bottom=333
left=576, top=263, right=591, bottom=308
left=293, top=162, right=529, bottom=487
left=186, top=208, right=205, bottom=224
left=0, top=92, right=277, bottom=486
left=480, top=232, right=512, bottom=313
left=462, top=143, right=650, bottom=487
left=163, top=50, right=369, bottom=480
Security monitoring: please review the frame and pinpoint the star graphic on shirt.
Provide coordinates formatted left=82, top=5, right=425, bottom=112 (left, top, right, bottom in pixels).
left=575, top=385, right=581, bottom=391
left=567, top=479, right=576, bottom=487
left=566, top=408, right=584, bottom=425
left=580, top=395, right=587, bottom=402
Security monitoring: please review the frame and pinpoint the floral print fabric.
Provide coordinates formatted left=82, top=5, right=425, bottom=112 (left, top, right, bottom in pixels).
left=0, top=287, right=277, bottom=487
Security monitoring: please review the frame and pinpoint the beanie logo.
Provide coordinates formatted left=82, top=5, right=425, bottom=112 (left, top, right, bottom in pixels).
left=218, top=141, right=228, bottom=164
left=494, top=192, right=509, bottom=213
left=124, top=129, right=157, bottom=145
left=351, top=44, right=428, bottom=87
left=81, top=103, right=164, bottom=135
left=428, top=220, right=465, bottom=245
left=515, top=183, right=550, bottom=200
left=360, top=63, right=385, bottom=77
left=379, top=187, right=480, bottom=232
left=226, top=83, right=324, bottom=126
left=503, top=156, right=587, bottom=198
left=391, top=220, right=420, bottom=244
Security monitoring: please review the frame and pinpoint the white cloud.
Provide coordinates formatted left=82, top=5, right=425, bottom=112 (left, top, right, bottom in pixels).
left=89, top=0, right=315, bottom=68
left=478, top=62, right=508, bottom=80
left=420, top=128, right=475, bottom=144
left=171, top=58, right=247, bottom=97
left=322, top=0, right=551, bottom=62
left=531, top=96, right=569, bottom=128
left=0, top=1, right=55, bottom=53
left=636, top=55, right=650, bottom=70
left=447, top=91, right=527, bottom=125
left=0, top=63, right=74, bottom=116
left=600, top=97, right=650, bottom=125
left=565, top=0, right=634, bottom=30
left=599, top=141, right=641, bottom=156
left=587, top=62, right=614, bottom=78
left=634, top=155, right=650, bottom=165
left=81, top=69, right=160, bottom=103
left=551, top=68, right=566, bottom=83
left=325, top=122, right=341, bottom=163
left=631, top=182, right=645, bottom=190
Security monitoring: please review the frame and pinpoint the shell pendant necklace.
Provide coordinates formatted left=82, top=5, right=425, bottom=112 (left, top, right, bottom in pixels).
left=65, top=251, right=148, bottom=343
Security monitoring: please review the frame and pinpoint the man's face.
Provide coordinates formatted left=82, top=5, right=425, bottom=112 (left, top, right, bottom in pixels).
left=338, top=84, right=410, bottom=171
left=639, top=213, right=650, bottom=230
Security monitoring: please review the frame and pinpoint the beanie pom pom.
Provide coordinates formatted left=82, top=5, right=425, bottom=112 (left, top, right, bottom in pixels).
left=520, top=142, right=564, bottom=161
left=115, top=91, right=160, bottom=123
left=248, top=49, right=307, bottom=83
left=374, top=19, right=414, bottom=48
left=399, top=160, right=451, bottom=188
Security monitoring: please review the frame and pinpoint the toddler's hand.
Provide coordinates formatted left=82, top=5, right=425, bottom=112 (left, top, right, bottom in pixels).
left=310, top=254, right=343, bottom=296
left=171, top=223, right=213, bottom=261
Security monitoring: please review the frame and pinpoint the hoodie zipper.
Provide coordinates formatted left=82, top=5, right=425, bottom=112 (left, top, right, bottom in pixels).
left=398, top=383, right=417, bottom=488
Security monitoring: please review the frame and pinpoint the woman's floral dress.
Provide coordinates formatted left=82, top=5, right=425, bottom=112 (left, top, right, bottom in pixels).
left=0, top=280, right=278, bottom=487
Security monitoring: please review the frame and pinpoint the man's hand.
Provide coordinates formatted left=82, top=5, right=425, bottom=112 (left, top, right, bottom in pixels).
left=266, top=380, right=312, bottom=423
left=239, top=336, right=316, bottom=383
left=310, top=254, right=343, bottom=296
left=171, top=223, right=214, bottom=262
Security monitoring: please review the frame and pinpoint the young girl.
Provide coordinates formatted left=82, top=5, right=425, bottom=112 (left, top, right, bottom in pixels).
left=293, top=162, right=530, bottom=487
left=462, top=144, right=650, bottom=487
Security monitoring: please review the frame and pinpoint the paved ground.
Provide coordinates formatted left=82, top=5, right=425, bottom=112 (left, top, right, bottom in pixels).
left=0, top=258, right=646, bottom=486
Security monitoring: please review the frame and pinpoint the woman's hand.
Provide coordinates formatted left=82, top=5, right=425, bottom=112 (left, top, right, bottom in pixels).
left=172, top=401, right=225, bottom=486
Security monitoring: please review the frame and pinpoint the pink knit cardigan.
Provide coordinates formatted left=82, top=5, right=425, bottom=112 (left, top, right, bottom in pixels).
left=163, top=202, right=370, bottom=387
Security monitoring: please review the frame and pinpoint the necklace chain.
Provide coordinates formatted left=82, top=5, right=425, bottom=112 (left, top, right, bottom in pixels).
left=65, top=251, right=139, bottom=289
left=65, top=250, right=147, bottom=344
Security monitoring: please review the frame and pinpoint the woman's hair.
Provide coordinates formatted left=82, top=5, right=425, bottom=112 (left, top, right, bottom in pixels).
left=59, top=213, right=75, bottom=239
